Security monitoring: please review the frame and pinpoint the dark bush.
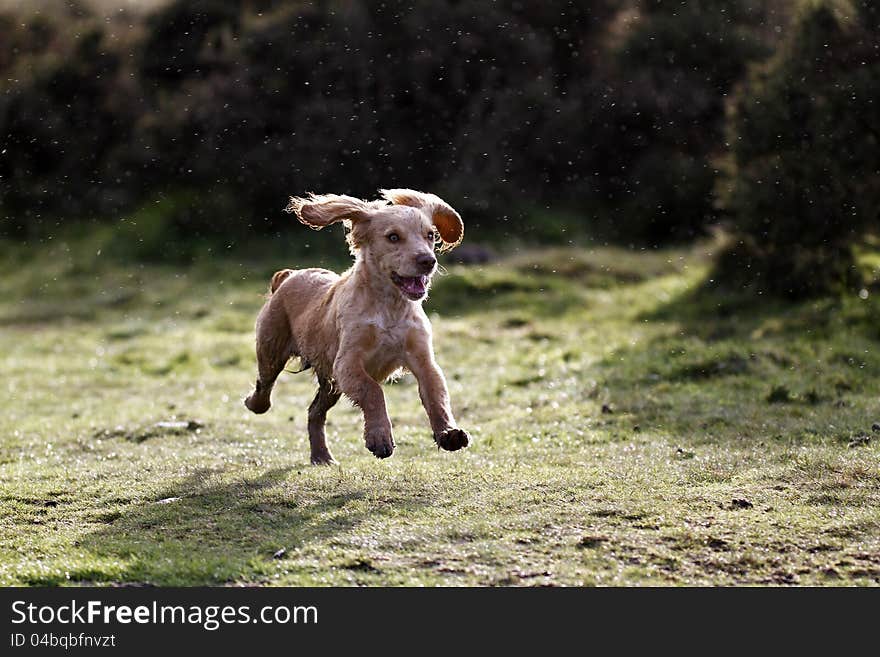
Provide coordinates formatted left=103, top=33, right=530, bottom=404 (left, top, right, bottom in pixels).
left=0, top=0, right=785, bottom=254
left=591, top=0, right=769, bottom=244
left=125, top=0, right=622, bottom=236
left=716, top=0, right=880, bottom=297
left=139, top=0, right=242, bottom=89
left=0, top=18, right=138, bottom=236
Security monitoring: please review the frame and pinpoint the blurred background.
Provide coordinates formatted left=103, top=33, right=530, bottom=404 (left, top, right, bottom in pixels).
left=2, top=1, right=880, bottom=587
left=0, top=0, right=877, bottom=296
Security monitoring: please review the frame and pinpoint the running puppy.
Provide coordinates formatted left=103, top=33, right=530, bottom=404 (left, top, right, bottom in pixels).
left=245, top=189, right=470, bottom=464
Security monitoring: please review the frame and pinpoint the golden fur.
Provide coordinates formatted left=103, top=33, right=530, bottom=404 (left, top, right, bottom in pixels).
left=245, top=189, right=470, bottom=464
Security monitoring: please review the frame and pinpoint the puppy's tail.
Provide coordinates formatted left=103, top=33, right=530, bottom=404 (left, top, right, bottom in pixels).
left=269, top=269, right=294, bottom=294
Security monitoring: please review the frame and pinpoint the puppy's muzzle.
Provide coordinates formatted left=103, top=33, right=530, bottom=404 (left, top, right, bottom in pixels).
left=415, top=253, right=437, bottom=274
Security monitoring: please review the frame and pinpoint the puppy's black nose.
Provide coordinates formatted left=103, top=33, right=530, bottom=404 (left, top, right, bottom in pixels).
left=416, top=254, right=437, bottom=272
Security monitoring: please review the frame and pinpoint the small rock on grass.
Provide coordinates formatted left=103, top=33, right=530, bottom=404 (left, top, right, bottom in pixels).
left=601, top=403, right=613, bottom=414
left=872, top=422, right=880, bottom=432
left=675, top=447, right=695, bottom=459
left=848, top=434, right=871, bottom=448
left=273, top=548, right=287, bottom=560
left=154, top=420, right=203, bottom=431
left=731, top=498, right=754, bottom=509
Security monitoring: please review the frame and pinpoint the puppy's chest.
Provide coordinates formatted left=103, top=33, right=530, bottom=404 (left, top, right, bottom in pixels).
left=361, top=315, right=414, bottom=377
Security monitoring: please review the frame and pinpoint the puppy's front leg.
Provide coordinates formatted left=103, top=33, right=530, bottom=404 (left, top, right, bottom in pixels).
left=406, top=331, right=470, bottom=452
left=334, top=352, right=395, bottom=459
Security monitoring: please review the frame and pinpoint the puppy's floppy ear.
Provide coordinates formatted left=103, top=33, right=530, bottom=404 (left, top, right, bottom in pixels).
left=380, top=188, right=464, bottom=251
left=284, top=193, right=371, bottom=230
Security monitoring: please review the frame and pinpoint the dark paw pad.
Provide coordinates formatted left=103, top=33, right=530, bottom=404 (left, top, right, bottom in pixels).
left=244, top=380, right=271, bottom=414
left=369, top=443, right=394, bottom=459
left=244, top=394, right=271, bottom=414
left=435, top=428, right=470, bottom=452
left=365, top=432, right=395, bottom=459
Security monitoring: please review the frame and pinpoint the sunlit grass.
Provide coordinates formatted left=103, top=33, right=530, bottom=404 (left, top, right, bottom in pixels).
left=0, top=237, right=878, bottom=586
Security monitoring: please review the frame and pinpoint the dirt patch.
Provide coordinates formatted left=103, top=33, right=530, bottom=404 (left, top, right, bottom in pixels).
left=577, top=535, right=608, bottom=549
left=93, top=419, right=204, bottom=443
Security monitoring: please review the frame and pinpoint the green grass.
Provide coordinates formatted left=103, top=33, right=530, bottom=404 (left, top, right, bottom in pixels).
left=1, top=234, right=879, bottom=586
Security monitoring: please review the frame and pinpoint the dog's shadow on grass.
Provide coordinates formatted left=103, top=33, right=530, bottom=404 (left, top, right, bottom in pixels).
left=77, top=466, right=430, bottom=586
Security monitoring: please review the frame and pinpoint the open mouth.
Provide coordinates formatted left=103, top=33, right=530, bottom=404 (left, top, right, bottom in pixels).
left=390, top=272, right=429, bottom=300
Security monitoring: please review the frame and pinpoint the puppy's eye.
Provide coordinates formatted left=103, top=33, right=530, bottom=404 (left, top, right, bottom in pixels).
left=427, top=230, right=436, bottom=241
left=387, top=233, right=400, bottom=243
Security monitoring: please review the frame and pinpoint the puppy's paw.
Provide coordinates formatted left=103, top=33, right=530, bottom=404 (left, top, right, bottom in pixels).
left=435, top=428, right=470, bottom=452
left=310, top=450, right=338, bottom=466
left=365, top=430, right=395, bottom=459
left=244, top=393, right=271, bottom=414
left=244, top=380, right=271, bottom=414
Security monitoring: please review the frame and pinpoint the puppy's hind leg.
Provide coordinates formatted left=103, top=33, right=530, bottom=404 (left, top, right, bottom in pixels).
left=307, top=378, right=341, bottom=465
left=245, top=338, right=290, bottom=414
left=245, top=303, right=293, bottom=414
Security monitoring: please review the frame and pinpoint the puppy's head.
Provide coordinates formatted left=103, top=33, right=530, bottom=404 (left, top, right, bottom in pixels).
left=286, top=189, right=463, bottom=302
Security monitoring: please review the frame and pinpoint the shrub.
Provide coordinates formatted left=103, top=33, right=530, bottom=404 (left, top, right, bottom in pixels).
left=0, top=1, right=782, bottom=248
left=591, top=0, right=769, bottom=244
left=716, top=0, right=880, bottom=297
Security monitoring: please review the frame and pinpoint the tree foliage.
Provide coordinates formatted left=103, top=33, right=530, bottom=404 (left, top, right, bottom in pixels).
left=717, top=0, right=880, bottom=297
left=1, top=0, right=777, bottom=247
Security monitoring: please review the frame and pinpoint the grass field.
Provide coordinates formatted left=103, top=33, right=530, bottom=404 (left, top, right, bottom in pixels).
left=1, top=233, right=879, bottom=586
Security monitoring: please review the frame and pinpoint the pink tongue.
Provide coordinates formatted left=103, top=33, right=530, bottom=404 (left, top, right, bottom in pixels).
left=402, top=276, right=426, bottom=295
